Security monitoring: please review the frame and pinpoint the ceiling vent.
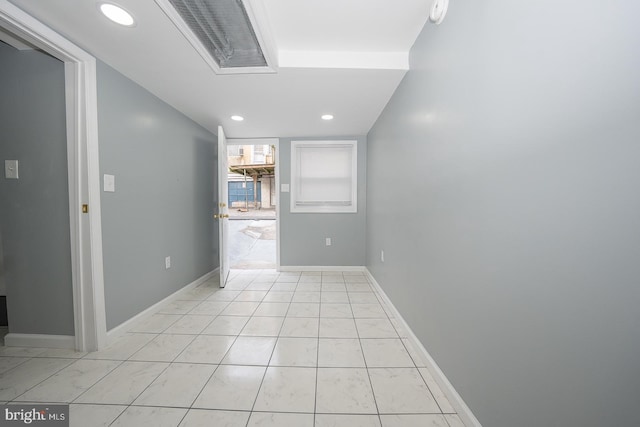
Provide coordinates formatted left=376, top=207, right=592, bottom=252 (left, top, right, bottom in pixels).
left=156, top=0, right=277, bottom=74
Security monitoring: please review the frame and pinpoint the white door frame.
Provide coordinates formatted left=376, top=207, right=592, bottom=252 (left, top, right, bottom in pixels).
left=227, top=138, right=280, bottom=270
left=217, top=126, right=230, bottom=287
left=0, top=1, right=107, bottom=351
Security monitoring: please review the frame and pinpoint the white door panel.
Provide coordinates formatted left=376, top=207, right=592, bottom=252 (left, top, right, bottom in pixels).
left=218, top=126, right=230, bottom=287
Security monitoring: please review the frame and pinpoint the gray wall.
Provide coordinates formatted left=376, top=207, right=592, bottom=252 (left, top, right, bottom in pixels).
left=366, top=1, right=640, bottom=427
left=97, top=61, right=218, bottom=330
left=279, top=136, right=366, bottom=267
left=0, top=42, right=74, bottom=335
left=0, top=231, right=5, bottom=296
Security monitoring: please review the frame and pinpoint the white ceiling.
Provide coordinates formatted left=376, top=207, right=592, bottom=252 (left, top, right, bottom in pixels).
left=7, top=0, right=430, bottom=138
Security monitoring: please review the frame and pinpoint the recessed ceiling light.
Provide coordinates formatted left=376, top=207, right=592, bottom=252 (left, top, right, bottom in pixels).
left=99, top=3, right=136, bottom=27
left=321, top=114, right=334, bottom=121
left=231, top=115, right=244, bottom=122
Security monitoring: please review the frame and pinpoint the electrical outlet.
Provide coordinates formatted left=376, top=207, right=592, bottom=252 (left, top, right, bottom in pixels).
left=165, top=256, right=171, bottom=269
left=381, top=250, right=385, bottom=262
left=326, top=237, right=332, bottom=246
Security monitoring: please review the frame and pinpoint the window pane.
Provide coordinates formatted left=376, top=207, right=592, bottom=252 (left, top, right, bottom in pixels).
left=290, top=141, right=357, bottom=213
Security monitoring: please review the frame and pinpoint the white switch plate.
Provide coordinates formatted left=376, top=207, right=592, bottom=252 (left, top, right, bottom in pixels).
left=5, top=160, right=19, bottom=179
left=381, top=250, right=385, bottom=262
left=326, top=238, right=332, bottom=246
left=165, top=256, right=171, bottom=269
left=281, top=184, right=290, bottom=193
left=104, top=174, right=115, bottom=192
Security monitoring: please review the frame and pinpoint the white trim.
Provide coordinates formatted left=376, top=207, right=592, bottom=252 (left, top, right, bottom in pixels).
left=278, top=266, right=366, bottom=272
left=0, top=1, right=106, bottom=352
left=4, top=334, right=75, bottom=349
left=64, top=61, right=82, bottom=350
left=244, top=0, right=279, bottom=71
left=0, top=27, right=34, bottom=50
left=218, top=126, right=230, bottom=287
left=106, top=269, right=218, bottom=345
left=274, top=139, right=281, bottom=271
left=365, top=269, right=483, bottom=427
left=278, top=50, right=409, bottom=70
left=84, top=57, right=108, bottom=351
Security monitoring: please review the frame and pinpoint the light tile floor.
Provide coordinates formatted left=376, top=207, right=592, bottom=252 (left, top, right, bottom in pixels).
left=0, top=270, right=466, bottom=427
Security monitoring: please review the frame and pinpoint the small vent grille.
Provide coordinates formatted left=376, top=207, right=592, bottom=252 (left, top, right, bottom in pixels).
left=168, top=0, right=267, bottom=68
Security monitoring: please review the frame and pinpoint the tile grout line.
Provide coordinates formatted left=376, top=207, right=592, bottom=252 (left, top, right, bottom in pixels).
left=118, top=287, right=217, bottom=424
left=186, top=274, right=257, bottom=426
left=313, top=273, right=324, bottom=426
left=2, top=270, right=450, bottom=426
left=106, top=280, right=229, bottom=424
left=375, top=275, right=448, bottom=419
left=352, top=280, right=384, bottom=425
left=5, top=356, right=95, bottom=404
left=0, top=353, right=37, bottom=377
left=181, top=321, right=236, bottom=408
left=67, top=358, right=129, bottom=406
left=245, top=272, right=292, bottom=424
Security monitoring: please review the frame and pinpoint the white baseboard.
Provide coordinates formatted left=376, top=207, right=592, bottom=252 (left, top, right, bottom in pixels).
left=365, top=269, right=482, bottom=427
left=4, top=333, right=75, bottom=349
left=106, top=268, right=219, bottom=345
left=278, top=266, right=366, bottom=272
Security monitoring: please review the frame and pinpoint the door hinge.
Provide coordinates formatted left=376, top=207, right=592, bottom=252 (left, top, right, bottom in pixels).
left=82, top=204, right=89, bottom=213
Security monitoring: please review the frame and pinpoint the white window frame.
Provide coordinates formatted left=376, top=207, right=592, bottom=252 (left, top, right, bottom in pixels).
left=290, top=140, right=357, bottom=213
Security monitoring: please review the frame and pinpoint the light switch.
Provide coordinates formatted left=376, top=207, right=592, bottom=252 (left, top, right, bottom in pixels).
left=281, top=184, right=290, bottom=193
left=5, top=160, right=19, bottom=179
left=104, top=174, right=115, bottom=192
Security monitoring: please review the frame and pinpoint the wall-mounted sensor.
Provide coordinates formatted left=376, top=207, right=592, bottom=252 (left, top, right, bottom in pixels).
left=429, top=0, right=449, bottom=25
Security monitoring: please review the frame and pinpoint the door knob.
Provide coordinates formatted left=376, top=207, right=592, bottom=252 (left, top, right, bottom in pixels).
left=213, top=214, right=219, bottom=219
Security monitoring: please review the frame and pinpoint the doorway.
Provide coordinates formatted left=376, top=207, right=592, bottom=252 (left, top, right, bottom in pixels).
left=0, top=3, right=107, bottom=350
left=0, top=34, right=74, bottom=346
left=227, top=139, right=279, bottom=270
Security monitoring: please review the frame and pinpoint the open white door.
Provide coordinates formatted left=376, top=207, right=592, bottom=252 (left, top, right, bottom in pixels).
left=218, top=126, right=230, bottom=287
